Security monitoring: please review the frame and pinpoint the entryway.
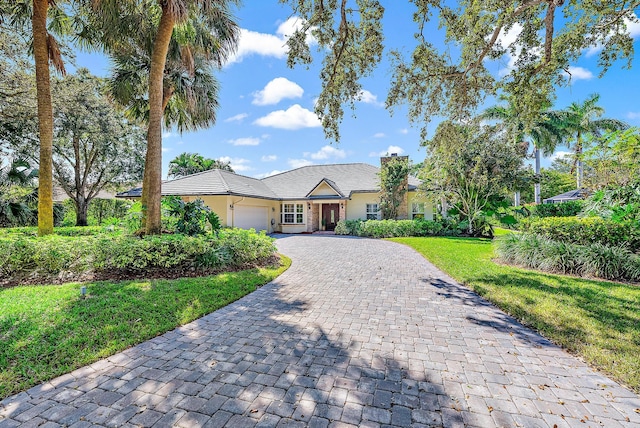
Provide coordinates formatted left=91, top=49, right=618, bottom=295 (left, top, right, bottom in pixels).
left=321, top=203, right=339, bottom=231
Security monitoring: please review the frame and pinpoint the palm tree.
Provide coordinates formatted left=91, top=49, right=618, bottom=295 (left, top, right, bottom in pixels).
left=1, top=0, right=68, bottom=235
left=168, top=152, right=233, bottom=178
left=481, top=97, right=565, bottom=204
left=560, top=94, right=628, bottom=189
left=89, top=0, right=239, bottom=234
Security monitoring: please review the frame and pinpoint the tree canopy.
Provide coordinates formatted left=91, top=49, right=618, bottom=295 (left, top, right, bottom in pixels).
left=168, top=152, right=234, bottom=178
left=282, top=0, right=640, bottom=141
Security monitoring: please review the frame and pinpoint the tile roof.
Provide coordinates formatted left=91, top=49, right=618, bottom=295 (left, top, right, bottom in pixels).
left=117, top=163, right=422, bottom=200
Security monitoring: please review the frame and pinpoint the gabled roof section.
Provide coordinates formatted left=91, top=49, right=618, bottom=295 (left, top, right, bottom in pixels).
left=305, top=178, right=345, bottom=198
left=117, top=163, right=423, bottom=200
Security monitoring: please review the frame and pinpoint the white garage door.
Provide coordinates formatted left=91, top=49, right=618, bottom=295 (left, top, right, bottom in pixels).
left=234, top=206, right=268, bottom=231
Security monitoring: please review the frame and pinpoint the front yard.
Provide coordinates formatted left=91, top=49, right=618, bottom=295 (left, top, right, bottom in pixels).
left=391, top=236, right=640, bottom=393
left=0, top=257, right=290, bottom=400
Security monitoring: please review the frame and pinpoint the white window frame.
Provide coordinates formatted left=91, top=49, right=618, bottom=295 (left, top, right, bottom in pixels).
left=366, top=203, right=380, bottom=220
left=411, top=202, right=425, bottom=219
left=281, top=203, right=304, bottom=224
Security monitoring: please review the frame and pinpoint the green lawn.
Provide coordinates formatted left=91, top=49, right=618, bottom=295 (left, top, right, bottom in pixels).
left=390, top=236, right=640, bottom=393
left=0, top=257, right=290, bottom=399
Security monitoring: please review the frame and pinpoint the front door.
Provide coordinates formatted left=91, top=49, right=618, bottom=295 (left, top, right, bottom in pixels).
left=322, top=204, right=339, bottom=231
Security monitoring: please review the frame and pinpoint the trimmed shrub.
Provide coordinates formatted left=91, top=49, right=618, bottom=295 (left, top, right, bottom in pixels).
left=0, top=228, right=277, bottom=284
left=497, top=233, right=640, bottom=282
left=334, top=218, right=463, bottom=238
left=531, top=200, right=584, bottom=217
left=521, top=216, right=640, bottom=253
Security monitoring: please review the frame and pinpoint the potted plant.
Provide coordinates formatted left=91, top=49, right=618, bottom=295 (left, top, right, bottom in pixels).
left=321, top=218, right=326, bottom=231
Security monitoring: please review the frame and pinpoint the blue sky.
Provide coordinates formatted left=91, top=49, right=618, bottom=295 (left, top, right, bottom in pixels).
left=75, top=2, right=640, bottom=179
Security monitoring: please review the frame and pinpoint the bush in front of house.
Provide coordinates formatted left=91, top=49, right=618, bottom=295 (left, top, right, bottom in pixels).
left=497, top=232, right=640, bottom=282
left=520, top=216, right=640, bottom=253
left=334, top=218, right=466, bottom=238
left=0, top=228, right=277, bottom=284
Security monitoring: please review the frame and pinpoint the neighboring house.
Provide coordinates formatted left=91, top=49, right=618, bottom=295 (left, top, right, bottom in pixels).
left=117, top=155, right=432, bottom=233
left=543, top=189, right=589, bottom=204
left=52, top=185, right=116, bottom=202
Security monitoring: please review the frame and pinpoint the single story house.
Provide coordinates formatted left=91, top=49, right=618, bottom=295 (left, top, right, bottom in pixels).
left=117, top=155, right=432, bottom=233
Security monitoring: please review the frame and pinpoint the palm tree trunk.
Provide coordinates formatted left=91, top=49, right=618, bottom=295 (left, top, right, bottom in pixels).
left=576, top=132, right=583, bottom=189
left=32, top=0, right=54, bottom=236
left=534, top=146, right=541, bottom=204
left=142, top=9, right=176, bottom=235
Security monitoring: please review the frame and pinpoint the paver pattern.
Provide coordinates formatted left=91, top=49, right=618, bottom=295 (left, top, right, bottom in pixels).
left=1, top=234, right=639, bottom=427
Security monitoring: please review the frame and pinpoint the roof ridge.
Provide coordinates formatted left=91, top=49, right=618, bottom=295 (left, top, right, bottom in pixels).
left=260, top=162, right=378, bottom=181
left=215, top=169, right=231, bottom=193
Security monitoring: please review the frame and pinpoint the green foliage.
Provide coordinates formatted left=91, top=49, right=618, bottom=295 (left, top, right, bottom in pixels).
left=423, top=121, right=524, bottom=235
left=531, top=201, right=584, bottom=218
left=0, top=228, right=277, bottom=284
left=521, top=217, right=640, bottom=253
left=581, top=179, right=640, bottom=223
left=0, top=258, right=290, bottom=399
left=88, top=198, right=132, bottom=226
left=208, top=210, right=221, bottom=233
left=333, top=218, right=479, bottom=239
left=497, top=233, right=640, bottom=282
left=164, top=196, right=209, bottom=236
left=168, top=152, right=234, bottom=178
left=378, top=156, right=409, bottom=220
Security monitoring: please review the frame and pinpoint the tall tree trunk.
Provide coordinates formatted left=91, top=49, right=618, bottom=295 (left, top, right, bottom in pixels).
left=576, top=132, right=583, bottom=189
left=514, top=191, right=521, bottom=206
left=534, top=146, right=541, bottom=204
left=75, top=197, right=88, bottom=227
left=32, top=0, right=54, bottom=236
left=142, top=9, right=175, bottom=235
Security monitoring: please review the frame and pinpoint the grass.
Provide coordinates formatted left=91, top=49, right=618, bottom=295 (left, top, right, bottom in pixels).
left=0, top=256, right=290, bottom=400
left=390, top=236, right=640, bottom=393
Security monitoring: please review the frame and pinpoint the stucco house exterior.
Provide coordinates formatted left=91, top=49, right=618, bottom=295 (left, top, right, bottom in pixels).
left=117, top=156, right=432, bottom=233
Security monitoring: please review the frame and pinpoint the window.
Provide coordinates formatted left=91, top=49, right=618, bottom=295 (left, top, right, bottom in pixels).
left=411, top=202, right=425, bottom=219
left=281, top=203, right=304, bottom=224
left=366, top=203, right=380, bottom=220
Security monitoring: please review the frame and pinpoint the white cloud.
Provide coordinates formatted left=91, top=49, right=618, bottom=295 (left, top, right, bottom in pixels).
left=369, top=145, right=405, bottom=157
left=162, top=131, right=175, bottom=139
left=254, top=170, right=284, bottom=179
left=162, top=147, right=171, bottom=153
left=564, top=66, right=594, bottom=82
left=586, top=14, right=640, bottom=57
left=304, top=145, right=347, bottom=160
left=373, top=132, right=386, bottom=138
left=227, top=17, right=315, bottom=65
left=627, top=112, right=640, bottom=120
left=358, top=89, right=384, bottom=107
left=228, top=137, right=261, bottom=146
left=496, top=23, right=524, bottom=76
left=261, top=155, right=278, bottom=162
left=252, top=77, right=304, bottom=106
left=288, top=158, right=314, bottom=169
left=218, top=156, right=252, bottom=172
left=399, top=128, right=409, bottom=135
left=225, top=113, right=248, bottom=123
left=254, top=104, right=321, bottom=130
left=550, top=151, right=572, bottom=161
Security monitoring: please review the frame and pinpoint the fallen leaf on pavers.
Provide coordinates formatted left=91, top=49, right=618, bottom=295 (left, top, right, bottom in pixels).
left=635, top=408, right=640, bottom=413
left=554, top=425, right=558, bottom=428
left=580, top=399, right=589, bottom=403
left=558, top=400, right=565, bottom=405
left=487, top=406, right=494, bottom=412
left=250, top=409, right=258, bottom=414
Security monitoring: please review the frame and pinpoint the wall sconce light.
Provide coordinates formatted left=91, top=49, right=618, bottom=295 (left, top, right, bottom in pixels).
left=340, top=203, right=344, bottom=209
left=229, top=204, right=234, bottom=210
left=308, top=203, right=311, bottom=210
left=272, top=207, right=275, bottom=212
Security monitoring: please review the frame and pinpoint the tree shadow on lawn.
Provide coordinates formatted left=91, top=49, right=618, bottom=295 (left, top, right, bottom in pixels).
left=0, top=277, right=470, bottom=427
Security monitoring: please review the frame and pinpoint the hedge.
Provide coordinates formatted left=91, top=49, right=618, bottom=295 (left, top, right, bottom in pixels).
left=521, top=216, right=640, bottom=253
left=334, top=219, right=463, bottom=238
left=497, top=233, right=640, bottom=282
left=530, top=200, right=584, bottom=218
left=0, top=228, right=277, bottom=285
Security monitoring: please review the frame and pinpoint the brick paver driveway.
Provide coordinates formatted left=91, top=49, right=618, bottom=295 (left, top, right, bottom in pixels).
left=2, top=235, right=640, bottom=427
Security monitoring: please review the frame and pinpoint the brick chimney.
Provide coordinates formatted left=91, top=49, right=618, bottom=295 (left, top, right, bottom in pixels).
left=380, top=154, right=410, bottom=219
